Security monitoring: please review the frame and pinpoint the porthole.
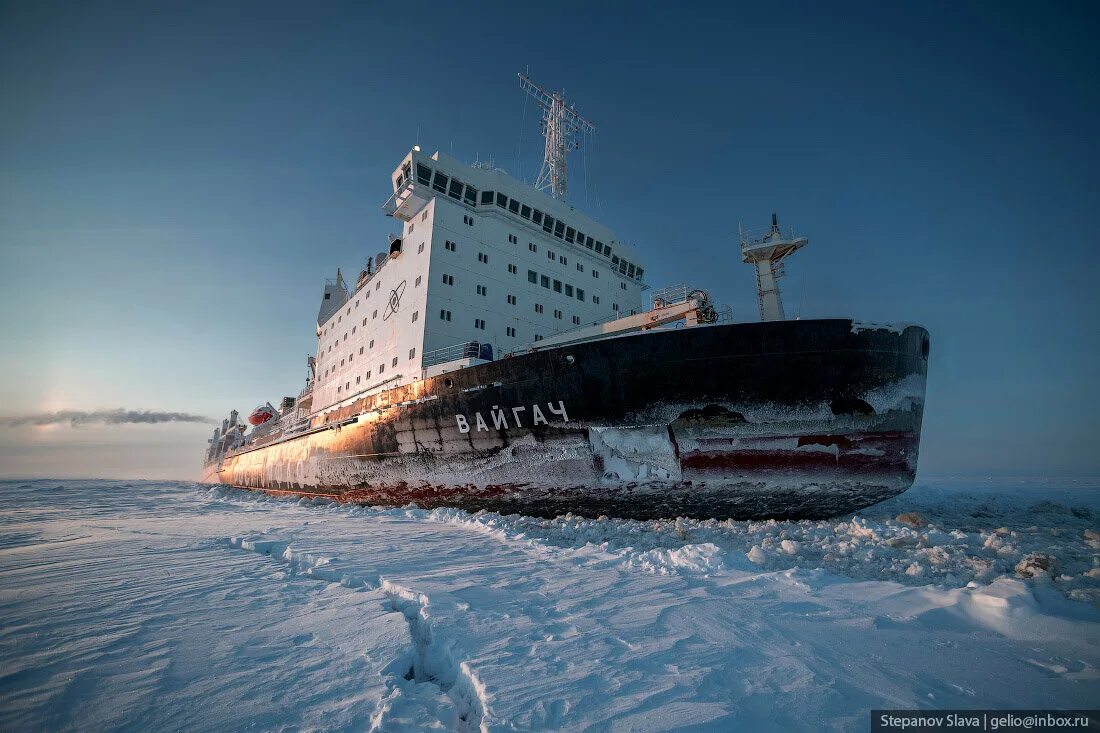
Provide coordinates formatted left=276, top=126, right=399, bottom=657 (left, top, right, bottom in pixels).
left=564, top=354, right=576, bottom=365
left=444, top=377, right=454, bottom=389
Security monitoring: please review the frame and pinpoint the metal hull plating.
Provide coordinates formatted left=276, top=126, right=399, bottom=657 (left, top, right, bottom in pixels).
left=203, top=319, right=928, bottom=520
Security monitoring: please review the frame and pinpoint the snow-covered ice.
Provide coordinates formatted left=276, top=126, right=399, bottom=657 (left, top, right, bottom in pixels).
left=1, top=478, right=1098, bottom=731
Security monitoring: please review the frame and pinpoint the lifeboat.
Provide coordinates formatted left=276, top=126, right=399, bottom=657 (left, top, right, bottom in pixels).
left=248, top=404, right=277, bottom=426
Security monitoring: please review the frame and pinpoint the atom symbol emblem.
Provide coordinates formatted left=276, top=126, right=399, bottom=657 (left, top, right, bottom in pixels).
left=382, top=280, right=406, bottom=321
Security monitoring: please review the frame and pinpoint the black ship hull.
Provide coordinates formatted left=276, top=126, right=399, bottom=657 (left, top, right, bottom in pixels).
left=203, top=319, right=929, bottom=520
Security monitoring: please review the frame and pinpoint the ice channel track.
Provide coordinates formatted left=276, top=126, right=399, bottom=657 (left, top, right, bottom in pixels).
left=225, top=536, right=491, bottom=732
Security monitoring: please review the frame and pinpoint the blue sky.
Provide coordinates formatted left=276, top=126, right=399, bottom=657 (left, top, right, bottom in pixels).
left=1, top=0, right=1097, bottom=478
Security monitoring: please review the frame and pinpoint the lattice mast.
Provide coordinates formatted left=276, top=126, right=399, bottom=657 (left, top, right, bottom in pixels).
left=518, top=73, right=595, bottom=202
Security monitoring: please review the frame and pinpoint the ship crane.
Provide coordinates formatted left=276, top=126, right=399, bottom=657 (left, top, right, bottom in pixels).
left=740, top=213, right=809, bottom=322
left=529, top=286, right=717, bottom=352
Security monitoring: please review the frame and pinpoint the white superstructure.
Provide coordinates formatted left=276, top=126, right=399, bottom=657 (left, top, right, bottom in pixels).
left=307, top=146, right=647, bottom=416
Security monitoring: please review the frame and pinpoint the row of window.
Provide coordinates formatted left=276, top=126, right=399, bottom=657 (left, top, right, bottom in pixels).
left=411, top=161, right=643, bottom=281
left=526, top=269, right=593, bottom=303
left=333, top=350, right=412, bottom=395
left=322, top=347, right=418, bottom=390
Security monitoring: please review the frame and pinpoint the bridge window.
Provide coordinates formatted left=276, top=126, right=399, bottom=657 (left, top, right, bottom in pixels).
left=480, top=190, right=494, bottom=205
left=416, top=164, right=432, bottom=185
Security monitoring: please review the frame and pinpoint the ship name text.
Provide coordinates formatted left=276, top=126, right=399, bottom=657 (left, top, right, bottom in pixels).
left=456, top=402, right=570, bottom=433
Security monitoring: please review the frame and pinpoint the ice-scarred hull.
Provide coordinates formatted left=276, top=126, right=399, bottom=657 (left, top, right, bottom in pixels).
left=203, top=319, right=928, bottom=519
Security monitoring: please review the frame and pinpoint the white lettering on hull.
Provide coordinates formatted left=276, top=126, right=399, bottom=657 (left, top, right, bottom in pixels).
left=456, top=401, right=569, bottom=434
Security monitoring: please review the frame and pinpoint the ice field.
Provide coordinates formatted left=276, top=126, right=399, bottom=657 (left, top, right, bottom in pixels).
left=1, top=478, right=1098, bottom=731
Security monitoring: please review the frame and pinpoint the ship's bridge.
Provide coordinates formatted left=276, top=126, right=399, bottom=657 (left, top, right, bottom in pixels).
left=383, top=148, right=647, bottom=284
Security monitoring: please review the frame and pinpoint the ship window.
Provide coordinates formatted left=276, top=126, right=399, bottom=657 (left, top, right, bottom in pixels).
left=586, top=236, right=594, bottom=249
left=481, top=190, right=494, bottom=205
left=379, top=363, right=385, bottom=373
left=366, top=370, right=371, bottom=379
left=432, top=171, right=448, bottom=193
left=476, top=285, right=486, bottom=296
left=509, top=264, right=517, bottom=274
left=338, top=385, right=341, bottom=393
left=412, top=310, right=419, bottom=322
left=496, top=192, right=507, bottom=208
left=409, top=348, right=416, bottom=360
left=553, top=280, right=562, bottom=293
left=535, top=304, right=544, bottom=313
left=593, top=295, right=600, bottom=304
left=392, top=357, right=398, bottom=367
left=592, top=270, right=599, bottom=278
left=577, top=263, right=584, bottom=272
left=532, top=210, right=543, bottom=225
left=575, top=230, right=584, bottom=244
left=359, top=347, right=363, bottom=354
left=440, top=310, right=452, bottom=321
left=528, top=242, right=537, bottom=253
left=636, top=268, right=644, bottom=279
left=565, top=227, right=575, bottom=243
left=507, top=327, right=515, bottom=337
left=548, top=251, right=555, bottom=261
left=576, top=288, right=584, bottom=301
left=560, top=256, right=567, bottom=266
left=416, top=164, right=432, bottom=185
left=542, top=215, right=554, bottom=233
left=357, top=376, right=361, bottom=384
left=565, top=284, right=573, bottom=297
left=520, top=205, right=531, bottom=219
left=478, top=252, right=489, bottom=263
left=554, top=221, right=565, bottom=238
left=554, top=309, right=562, bottom=319
left=541, top=275, right=550, bottom=288
left=613, top=303, right=619, bottom=311
left=595, top=241, right=604, bottom=253
left=507, top=294, right=516, bottom=305
left=627, top=263, right=635, bottom=277
left=535, top=335, right=542, bottom=341
left=370, top=339, right=374, bottom=348
left=604, top=246, right=612, bottom=258
left=415, top=275, right=422, bottom=286
left=611, top=255, right=620, bottom=265
left=324, top=293, right=331, bottom=300
left=528, top=270, right=537, bottom=283
left=448, top=178, right=463, bottom=199
left=573, top=315, right=581, bottom=325
left=508, top=198, right=520, bottom=214
left=464, top=185, right=477, bottom=205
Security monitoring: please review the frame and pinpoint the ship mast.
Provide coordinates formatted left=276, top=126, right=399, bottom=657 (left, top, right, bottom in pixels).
left=518, top=73, right=595, bottom=202
left=740, top=213, right=809, bottom=322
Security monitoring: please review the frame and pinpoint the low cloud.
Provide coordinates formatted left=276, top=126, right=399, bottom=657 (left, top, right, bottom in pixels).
left=1, top=409, right=212, bottom=428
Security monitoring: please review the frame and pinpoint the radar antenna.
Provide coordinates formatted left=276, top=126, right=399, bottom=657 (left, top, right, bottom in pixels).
left=518, top=73, right=595, bottom=202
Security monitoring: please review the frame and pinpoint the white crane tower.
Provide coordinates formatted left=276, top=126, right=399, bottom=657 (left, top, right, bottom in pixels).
left=518, top=73, right=595, bottom=202
left=740, top=213, right=809, bottom=322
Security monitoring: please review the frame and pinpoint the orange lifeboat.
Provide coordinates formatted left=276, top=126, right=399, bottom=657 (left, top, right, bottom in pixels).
left=248, top=404, right=276, bottom=426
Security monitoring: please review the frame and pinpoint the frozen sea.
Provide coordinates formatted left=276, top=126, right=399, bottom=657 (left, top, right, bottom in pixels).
left=1, top=479, right=1098, bottom=731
